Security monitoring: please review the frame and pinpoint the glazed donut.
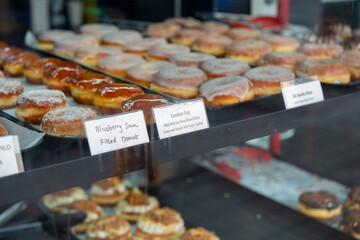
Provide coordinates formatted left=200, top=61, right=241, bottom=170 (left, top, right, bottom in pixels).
left=79, top=23, right=118, bottom=39
left=151, top=67, right=207, bottom=99
left=37, top=29, right=75, bottom=50
left=101, top=30, right=143, bottom=49
left=227, top=28, right=261, bottom=42
left=0, top=41, right=8, bottom=49
left=170, top=29, right=206, bottom=47
left=345, top=186, right=360, bottom=210
left=226, top=40, right=272, bottom=65
left=15, top=89, right=67, bottom=124
left=146, top=43, right=190, bottom=62
left=87, top=215, right=131, bottom=240
left=126, top=61, right=176, bottom=87
left=123, top=38, right=167, bottom=56
left=23, top=57, right=62, bottom=84
left=0, top=47, right=21, bottom=68
left=199, top=76, right=254, bottom=107
left=165, top=17, right=201, bottom=28
left=200, top=58, right=250, bottom=79
left=192, top=34, right=232, bottom=57
left=340, top=209, right=360, bottom=239
left=296, top=59, right=350, bottom=84
left=199, top=21, right=230, bottom=35
left=340, top=51, right=360, bottom=81
left=145, top=22, right=181, bottom=40
left=262, top=34, right=299, bottom=52
left=96, top=53, right=146, bottom=77
left=244, top=66, right=295, bottom=96
left=73, top=46, right=122, bottom=67
left=180, top=228, right=220, bottom=240
left=53, top=34, right=98, bottom=58
left=94, top=83, right=145, bottom=115
left=170, top=52, right=216, bottom=68
left=40, top=107, right=96, bottom=137
left=0, top=123, right=8, bottom=136
left=298, top=43, right=343, bottom=59
left=3, top=52, right=40, bottom=77
left=0, top=78, right=24, bottom=109
left=259, top=52, right=306, bottom=72
left=121, top=94, right=170, bottom=124
left=69, top=72, right=114, bottom=105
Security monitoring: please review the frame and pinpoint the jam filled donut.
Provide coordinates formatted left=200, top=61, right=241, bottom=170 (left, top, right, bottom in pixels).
left=0, top=47, right=21, bottom=68
left=296, top=59, right=350, bottom=84
left=3, top=52, right=40, bottom=77
left=199, top=76, right=255, bottom=107
left=121, top=94, right=170, bottom=124
left=90, top=176, right=129, bottom=205
left=170, top=52, right=216, bottom=68
left=146, top=43, right=190, bottom=62
left=151, top=67, right=207, bottom=99
left=227, top=28, right=261, bottom=42
left=297, top=191, right=342, bottom=221
left=101, top=30, right=143, bottom=49
left=37, top=29, right=75, bottom=50
left=73, top=46, right=122, bottom=67
left=0, top=78, right=24, bottom=109
left=170, top=29, right=206, bottom=47
left=262, top=34, right=299, bottom=52
left=96, top=53, right=146, bottom=77
left=145, top=22, right=181, bottom=40
left=226, top=40, right=272, bottom=65
left=259, top=52, right=306, bottom=72
left=69, top=72, right=114, bottom=105
left=94, top=83, right=144, bottom=115
left=0, top=123, right=8, bottom=136
left=53, top=34, right=98, bottom=58
left=244, top=66, right=295, bottom=96
left=123, top=38, right=167, bottom=56
left=165, top=17, right=201, bottom=28
left=200, top=58, right=250, bottom=80
left=345, top=186, right=360, bottom=210
left=192, top=34, right=232, bottom=57
left=199, top=21, right=230, bottom=35
left=23, top=57, right=62, bottom=84
left=87, top=215, right=131, bottom=240
left=340, top=51, right=360, bottom=81
left=340, top=209, right=360, bottom=239
left=298, top=43, right=343, bottom=59
left=15, top=89, right=67, bottom=124
left=180, top=228, right=220, bottom=240
left=126, top=61, right=175, bottom=87
left=41, top=107, right=96, bottom=137
left=79, top=23, right=118, bottom=39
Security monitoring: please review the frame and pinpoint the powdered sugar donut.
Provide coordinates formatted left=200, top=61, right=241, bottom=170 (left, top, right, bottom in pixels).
left=192, top=34, right=232, bottom=57
left=79, top=23, right=118, bottom=39
left=199, top=21, right=229, bottom=35
left=170, top=52, right=216, bottom=68
left=123, top=38, right=167, bottom=56
left=145, top=22, right=181, bottom=39
left=227, top=28, right=261, bottom=42
left=146, top=43, right=190, bottom=62
left=171, top=29, right=206, bottom=46
left=262, top=34, right=299, bottom=52
left=259, top=52, right=306, bottom=72
left=37, top=29, right=75, bottom=50
left=341, top=50, right=360, bottom=80
left=0, top=78, right=24, bottom=109
left=226, top=40, right=272, bottom=65
left=73, top=46, right=122, bottom=67
left=298, top=43, right=343, bottom=59
left=200, top=59, right=250, bottom=79
left=101, top=30, right=143, bottom=49
left=165, top=17, right=201, bottom=28
left=53, top=34, right=98, bottom=58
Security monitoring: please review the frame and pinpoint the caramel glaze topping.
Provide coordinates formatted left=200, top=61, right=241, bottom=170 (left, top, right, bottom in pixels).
left=180, top=228, right=218, bottom=240
left=341, top=209, right=360, bottom=233
left=0, top=47, right=21, bottom=62
left=126, top=188, right=150, bottom=206
left=92, top=215, right=129, bottom=232
left=299, top=191, right=340, bottom=209
left=72, top=72, right=114, bottom=90
left=43, top=61, right=84, bottom=80
left=94, top=176, right=122, bottom=190
left=121, top=94, right=169, bottom=113
left=348, top=186, right=360, bottom=203
left=24, top=57, right=62, bottom=72
left=146, top=207, right=179, bottom=225
left=95, top=83, right=144, bottom=99
left=3, top=52, right=40, bottom=66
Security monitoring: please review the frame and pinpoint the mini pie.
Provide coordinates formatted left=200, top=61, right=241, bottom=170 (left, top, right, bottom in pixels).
left=90, top=176, right=129, bottom=206
left=87, top=215, right=131, bottom=240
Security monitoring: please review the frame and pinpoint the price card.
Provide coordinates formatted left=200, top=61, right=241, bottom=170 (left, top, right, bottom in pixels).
left=152, top=98, right=209, bottom=139
left=84, top=110, right=150, bottom=155
left=281, top=76, right=324, bottom=109
left=0, top=136, right=24, bottom=178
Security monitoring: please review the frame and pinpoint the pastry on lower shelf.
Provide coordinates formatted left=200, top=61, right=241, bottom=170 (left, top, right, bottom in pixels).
left=41, top=187, right=88, bottom=214
left=345, top=186, right=360, bottom=210
left=297, top=191, right=342, bottom=221
left=0, top=78, right=24, bottom=110
left=0, top=123, right=8, bottom=136
left=90, top=176, right=129, bottom=206
left=340, top=209, right=360, bottom=240
left=180, top=228, right=220, bottom=240
left=23, top=57, right=62, bottom=84
left=3, top=52, right=40, bottom=77
left=87, top=215, right=131, bottom=240
left=115, top=187, right=160, bottom=223
left=37, top=29, right=75, bottom=50
left=135, top=207, right=185, bottom=240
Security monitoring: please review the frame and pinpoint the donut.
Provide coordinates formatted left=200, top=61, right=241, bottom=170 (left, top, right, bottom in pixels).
left=123, top=38, right=167, bottom=56
left=345, top=186, right=360, bottom=210
left=3, top=52, right=40, bottom=77
left=199, top=76, right=254, bottom=107
left=170, top=29, right=206, bottom=46
left=259, top=52, right=306, bottom=72
left=340, top=209, right=360, bottom=239
left=180, top=228, right=220, bottom=240
left=96, top=53, right=146, bottom=77
left=79, top=23, right=118, bottom=39
left=0, top=41, right=8, bottom=49
left=0, top=78, right=24, bottom=109
left=37, top=29, right=75, bottom=50
left=53, top=34, right=98, bottom=58
left=227, top=28, right=261, bottom=42
left=15, top=89, right=67, bottom=124
left=146, top=43, right=190, bottom=62
left=126, top=61, right=176, bottom=87
left=87, top=215, right=131, bottom=240
left=296, top=59, right=350, bottom=84
left=90, top=176, right=129, bottom=205
left=165, top=17, right=201, bottom=28
left=43, top=61, right=85, bottom=95
left=262, top=34, right=299, bottom=52
left=145, top=22, right=181, bottom=40
left=170, top=52, right=216, bottom=68
left=121, top=94, right=170, bottom=124
left=23, top=57, right=62, bottom=84
left=69, top=72, right=114, bottom=105
left=199, top=21, right=230, bottom=35
left=94, top=83, right=145, bottom=115
left=244, top=66, right=295, bottom=96
left=298, top=43, right=343, bottom=59
left=40, top=107, right=96, bottom=137
left=0, top=47, right=21, bottom=68
left=200, top=58, right=250, bottom=79
left=100, top=30, right=143, bottom=49
left=226, top=40, right=272, bottom=65
left=297, top=191, right=342, bottom=221
left=340, top=51, right=360, bottom=81
left=0, top=70, right=4, bottom=78
left=151, top=67, right=207, bottom=99
left=0, top=123, right=8, bottom=136
left=192, top=34, right=232, bottom=57
left=73, top=46, right=122, bottom=67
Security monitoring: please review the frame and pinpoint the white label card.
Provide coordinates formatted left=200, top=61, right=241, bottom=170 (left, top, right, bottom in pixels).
left=84, top=110, right=150, bottom=156
left=0, top=135, right=24, bottom=178
left=152, top=98, right=209, bottom=139
left=281, top=77, right=324, bottom=109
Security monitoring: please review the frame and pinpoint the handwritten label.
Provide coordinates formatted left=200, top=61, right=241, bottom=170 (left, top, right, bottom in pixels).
left=84, top=110, right=149, bottom=155
left=0, top=136, right=24, bottom=177
left=152, top=98, right=209, bottom=139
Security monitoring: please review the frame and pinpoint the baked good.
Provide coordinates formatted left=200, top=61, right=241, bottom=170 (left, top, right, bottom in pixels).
left=69, top=72, right=114, bottom=105
left=262, top=34, right=299, bottom=52
left=115, top=188, right=160, bottom=223
left=53, top=34, right=98, bottom=58
left=345, top=186, right=360, bottom=210
left=297, top=191, right=342, bottom=221
left=165, top=17, right=201, bottom=28
left=90, top=176, right=129, bottom=205
left=73, top=46, right=122, bottom=67
left=23, top=57, right=62, bottom=84
left=123, top=38, right=167, bottom=56
left=0, top=70, right=4, bottom=78
left=135, top=207, right=185, bottom=240
left=121, top=94, right=170, bottom=124
left=37, top=29, right=75, bottom=50
left=94, top=83, right=145, bottom=115
left=151, top=67, right=207, bottom=99
left=200, top=59, right=250, bottom=80
left=146, top=43, right=190, bottom=62
left=0, top=78, right=24, bottom=109
left=180, top=228, right=220, bottom=240
left=227, top=28, right=261, bottom=42
left=329, top=23, right=352, bottom=39
left=191, top=34, right=232, bottom=57
left=169, top=52, right=216, bottom=68
left=0, top=123, right=8, bottom=136
left=87, top=215, right=131, bottom=240
left=3, top=52, right=40, bottom=77
left=126, top=61, right=176, bottom=87
left=170, top=29, right=206, bottom=47
left=244, top=66, right=295, bottom=96
left=15, top=89, right=67, bottom=124
left=226, top=40, right=272, bottom=65
left=145, top=22, right=181, bottom=40
left=259, top=52, right=306, bottom=72
left=79, top=23, right=118, bottom=39
left=296, top=59, right=350, bottom=84
left=101, top=30, right=143, bottom=49
left=340, top=51, right=360, bottom=81
left=41, top=187, right=87, bottom=214
left=340, top=209, right=360, bottom=239
left=0, top=47, right=21, bottom=68
left=298, top=43, right=343, bottom=59
left=96, top=53, right=146, bottom=77
left=199, top=21, right=229, bottom=35
left=40, top=107, right=96, bottom=137
left=0, top=41, right=8, bottom=48
left=199, top=76, right=255, bottom=107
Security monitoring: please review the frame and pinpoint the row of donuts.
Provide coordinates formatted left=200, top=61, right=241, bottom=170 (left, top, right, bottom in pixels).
left=41, top=176, right=220, bottom=240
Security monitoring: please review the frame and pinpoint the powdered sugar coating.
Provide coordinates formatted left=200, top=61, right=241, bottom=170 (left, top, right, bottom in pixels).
left=79, top=23, right=118, bottom=38
left=226, top=40, right=272, bottom=55
left=101, top=30, right=143, bottom=45
left=38, top=29, right=75, bottom=42
left=297, top=59, right=349, bottom=76
left=147, top=44, right=190, bottom=59
left=261, top=52, right=306, bottom=65
left=298, top=43, right=343, bottom=58
left=262, top=34, right=299, bottom=48
left=170, top=52, right=216, bottom=68
left=165, top=17, right=201, bottom=28
left=199, top=21, right=230, bottom=35
left=200, top=59, right=250, bottom=77
left=54, top=34, right=98, bottom=56
left=146, top=22, right=181, bottom=39
left=16, top=89, right=67, bottom=108
left=244, top=66, right=295, bottom=82
left=0, top=78, right=24, bottom=96
left=74, top=47, right=122, bottom=60
left=123, top=38, right=167, bottom=52
left=172, top=29, right=206, bottom=42
left=340, top=50, right=360, bottom=68
left=97, top=53, right=146, bottom=71
left=127, top=61, right=176, bottom=82
left=193, top=34, right=232, bottom=48
left=227, top=28, right=261, bottom=42
left=42, top=106, right=95, bottom=123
